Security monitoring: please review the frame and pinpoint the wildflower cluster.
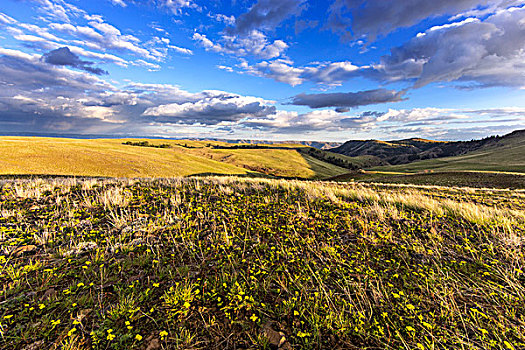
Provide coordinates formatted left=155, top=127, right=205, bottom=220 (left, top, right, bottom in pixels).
left=0, top=177, right=523, bottom=349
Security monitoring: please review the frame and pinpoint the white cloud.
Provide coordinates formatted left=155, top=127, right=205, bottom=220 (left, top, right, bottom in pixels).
left=377, top=108, right=465, bottom=122
left=32, top=0, right=85, bottom=23
left=0, top=12, right=17, bottom=25
left=169, top=45, right=193, bottom=55
left=0, top=47, right=523, bottom=138
left=193, top=30, right=288, bottom=60
left=0, top=48, right=38, bottom=60
left=249, top=59, right=305, bottom=86
left=368, top=6, right=525, bottom=88
left=143, top=93, right=276, bottom=125
left=109, top=0, right=127, bottom=7
left=158, top=0, right=198, bottom=15
left=209, top=13, right=236, bottom=26
left=242, top=109, right=377, bottom=133
left=236, top=59, right=361, bottom=86
left=48, top=18, right=166, bottom=61
left=132, top=59, right=161, bottom=71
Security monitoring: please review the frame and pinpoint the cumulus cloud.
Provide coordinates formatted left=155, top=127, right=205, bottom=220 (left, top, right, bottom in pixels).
left=208, top=13, right=236, bottom=26
left=3, top=8, right=178, bottom=71
left=235, top=59, right=360, bottom=86
left=193, top=0, right=304, bottom=61
left=366, top=6, right=525, bottom=88
left=374, top=107, right=525, bottom=129
left=377, top=108, right=467, bottom=122
left=0, top=46, right=384, bottom=136
left=42, top=47, right=108, bottom=75
left=158, top=0, right=198, bottom=15
left=143, top=93, right=276, bottom=125
left=0, top=47, right=122, bottom=133
left=0, top=47, right=284, bottom=133
left=236, top=4, right=525, bottom=88
left=242, top=109, right=377, bottom=133
left=3, top=21, right=133, bottom=68
left=290, top=89, right=407, bottom=109
left=244, top=105, right=525, bottom=136
left=0, top=47, right=523, bottom=138
left=193, top=31, right=288, bottom=60
left=247, top=59, right=305, bottom=86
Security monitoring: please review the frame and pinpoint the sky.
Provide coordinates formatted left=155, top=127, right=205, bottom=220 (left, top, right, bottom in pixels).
left=0, top=0, right=524, bottom=141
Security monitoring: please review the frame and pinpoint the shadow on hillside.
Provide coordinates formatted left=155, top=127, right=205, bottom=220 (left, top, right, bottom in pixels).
left=295, top=147, right=358, bottom=180
left=329, top=171, right=525, bottom=189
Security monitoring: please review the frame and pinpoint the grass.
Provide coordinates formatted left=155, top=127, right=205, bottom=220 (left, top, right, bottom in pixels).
left=373, top=135, right=525, bottom=174
left=330, top=171, right=525, bottom=189
left=1, top=177, right=524, bottom=349
left=190, top=147, right=349, bottom=179
left=0, top=137, right=350, bottom=179
left=0, top=138, right=247, bottom=178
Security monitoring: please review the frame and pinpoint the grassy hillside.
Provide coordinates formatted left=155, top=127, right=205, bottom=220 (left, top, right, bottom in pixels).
left=0, top=137, right=247, bottom=178
left=0, top=137, right=350, bottom=179
left=374, top=130, right=525, bottom=173
left=190, top=146, right=350, bottom=179
left=297, top=147, right=385, bottom=169
left=330, top=129, right=525, bottom=167
left=1, top=177, right=524, bottom=349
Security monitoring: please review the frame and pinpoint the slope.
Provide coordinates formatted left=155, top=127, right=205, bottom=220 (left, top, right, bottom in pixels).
left=330, top=133, right=510, bottom=165
left=374, top=129, right=525, bottom=173
left=0, top=137, right=350, bottom=179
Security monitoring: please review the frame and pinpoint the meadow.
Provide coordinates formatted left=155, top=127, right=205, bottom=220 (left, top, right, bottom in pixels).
left=0, top=137, right=351, bottom=180
left=0, top=177, right=524, bottom=349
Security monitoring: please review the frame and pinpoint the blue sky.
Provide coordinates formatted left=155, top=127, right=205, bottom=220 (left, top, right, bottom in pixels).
left=0, top=0, right=524, bottom=141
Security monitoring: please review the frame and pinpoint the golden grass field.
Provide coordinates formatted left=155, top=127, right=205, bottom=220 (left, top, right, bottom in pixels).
left=0, top=137, right=350, bottom=179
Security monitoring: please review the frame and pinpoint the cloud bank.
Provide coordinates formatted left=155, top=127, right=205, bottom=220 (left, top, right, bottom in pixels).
left=290, top=89, right=407, bottom=109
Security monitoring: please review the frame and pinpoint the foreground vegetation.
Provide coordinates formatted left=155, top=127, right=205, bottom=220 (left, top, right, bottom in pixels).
left=0, top=177, right=524, bottom=349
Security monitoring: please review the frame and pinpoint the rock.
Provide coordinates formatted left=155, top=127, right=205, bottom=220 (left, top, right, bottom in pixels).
left=262, top=323, right=291, bottom=349
left=12, top=245, right=37, bottom=257
left=64, top=241, right=98, bottom=256
left=144, top=335, right=160, bottom=350
left=78, top=309, right=92, bottom=320
left=23, top=340, right=44, bottom=350
left=75, top=241, right=98, bottom=254
left=42, top=288, right=56, bottom=301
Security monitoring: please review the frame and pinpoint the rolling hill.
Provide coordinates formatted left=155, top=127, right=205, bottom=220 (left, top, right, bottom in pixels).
left=326, top=129, right=525, bottom=188
left=374, top=129, right=525, bottom=173
left=329, top=131, right=520, bottom=166
left=0, top=137, right=355, bottom=179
